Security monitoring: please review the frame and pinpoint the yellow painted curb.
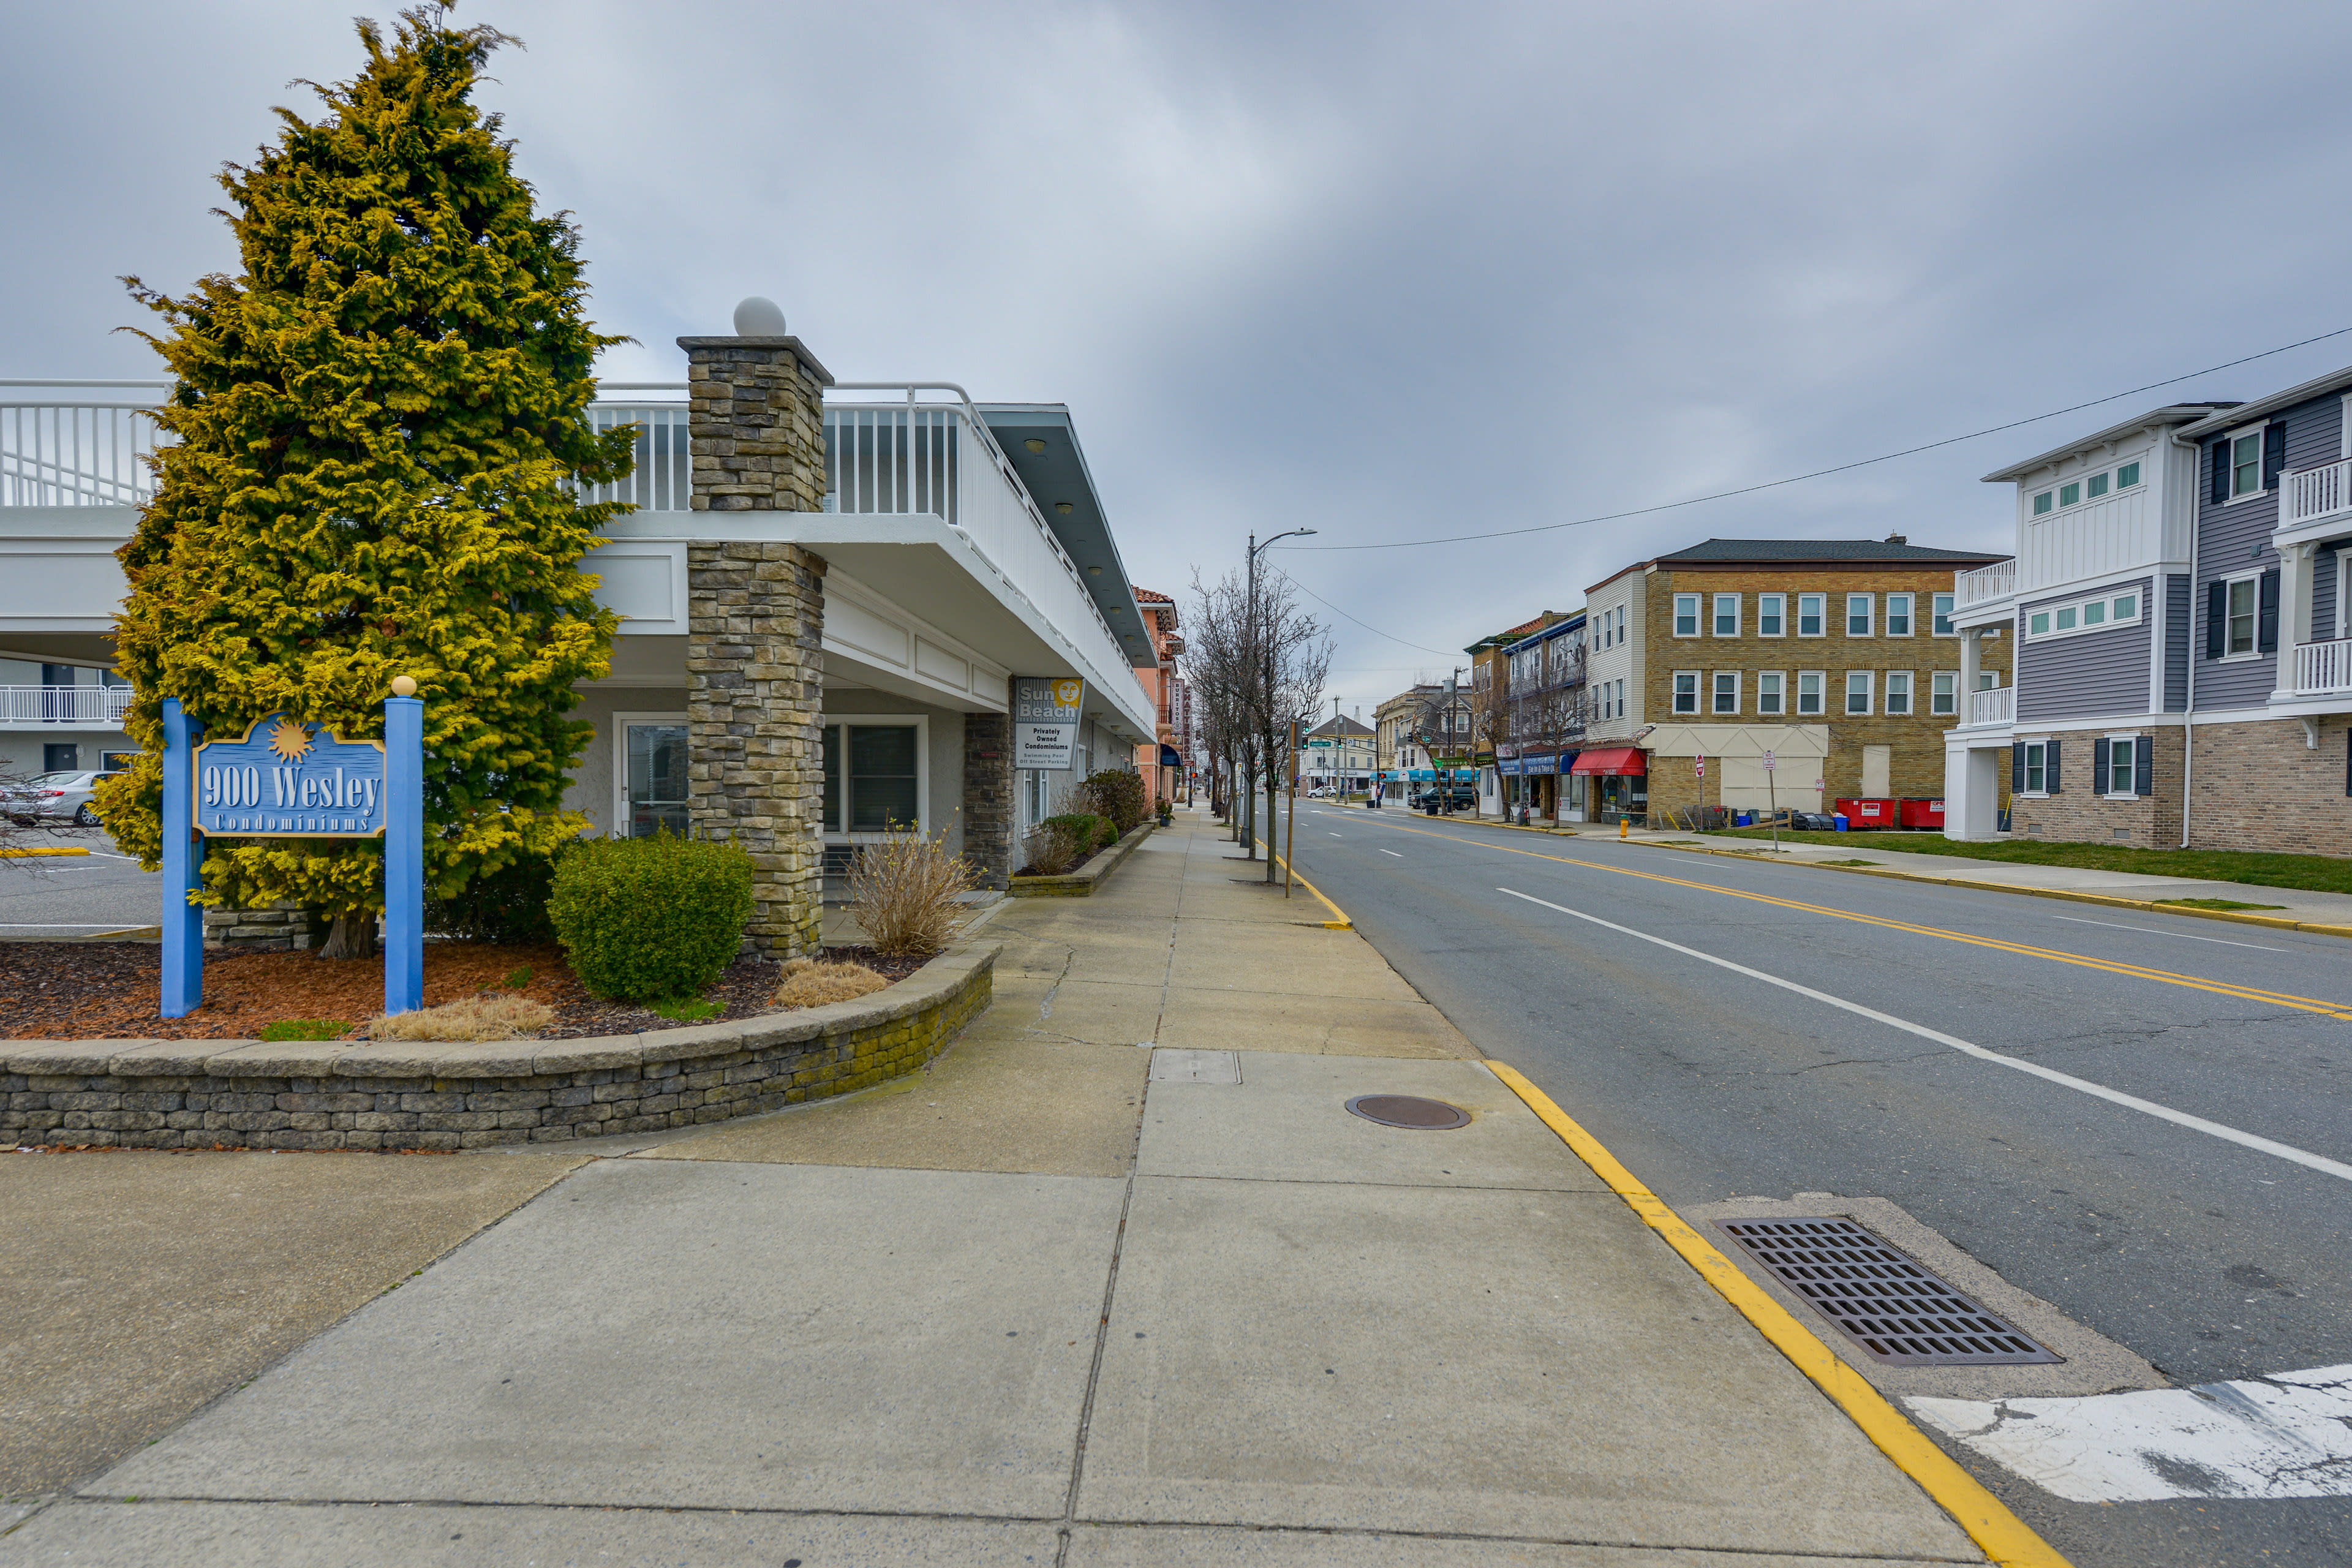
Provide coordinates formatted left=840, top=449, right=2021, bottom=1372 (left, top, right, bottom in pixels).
left=1486, top=1058, right=2071, bottom=1568
left=1636, top=839, right=2352, bottom=943
left=0, top=846, right=90, bottom=858
left=1253, top=832, right=1354, bottom=929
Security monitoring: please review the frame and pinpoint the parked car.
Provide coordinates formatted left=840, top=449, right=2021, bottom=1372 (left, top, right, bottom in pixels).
left=2, top=769, right=113, bottom=827
left=1411, top=785, right=1477, bottom=813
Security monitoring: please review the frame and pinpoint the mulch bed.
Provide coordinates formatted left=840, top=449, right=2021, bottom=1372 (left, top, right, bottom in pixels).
left=0, top=941, right=930, bottom=1042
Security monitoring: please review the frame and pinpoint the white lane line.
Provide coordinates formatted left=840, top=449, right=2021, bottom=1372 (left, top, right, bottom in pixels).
left=1378, top=849, right=1404, bottom=858
left=1496, top=886, right=2352, bottom=1184
left=2051, top=913, right=2291, bottom=952
left=1328, top=832, right=1344, bottom=837
left=1909, top=1365, right=2352, bottom=1502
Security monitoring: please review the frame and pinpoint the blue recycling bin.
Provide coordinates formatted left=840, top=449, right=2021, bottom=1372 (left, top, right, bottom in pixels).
left=1832, top=813, right=1849, bottom=831
left=1735, top=812, right=1753, bottom=827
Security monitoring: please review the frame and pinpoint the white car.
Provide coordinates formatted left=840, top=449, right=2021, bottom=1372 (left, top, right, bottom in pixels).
left=3, top=769, right=113, bottom=827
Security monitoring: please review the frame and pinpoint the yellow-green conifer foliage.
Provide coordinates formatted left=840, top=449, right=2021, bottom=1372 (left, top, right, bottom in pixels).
left=100, top=8, right=631, bottom=950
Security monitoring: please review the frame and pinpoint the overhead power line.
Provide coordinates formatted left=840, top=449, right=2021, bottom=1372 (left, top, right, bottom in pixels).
left=1277, top=570, right=1463, bottom=657
left=1278, top=325, right=2352, bottom=554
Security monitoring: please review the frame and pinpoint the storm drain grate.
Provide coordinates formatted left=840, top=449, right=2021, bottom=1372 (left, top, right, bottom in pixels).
left=1713, top=1216, right=2061, bottom=1366
left=1344, top=1095, right=1471, bottom=1130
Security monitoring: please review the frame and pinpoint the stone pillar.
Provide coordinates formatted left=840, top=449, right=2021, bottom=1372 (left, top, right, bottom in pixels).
left=679, top=323, right=836, bottom=959
left=962, top=702, right=1015, bottom=889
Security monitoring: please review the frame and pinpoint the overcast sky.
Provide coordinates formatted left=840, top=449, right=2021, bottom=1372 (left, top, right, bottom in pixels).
left=11, top=2, right=2352, bottom=718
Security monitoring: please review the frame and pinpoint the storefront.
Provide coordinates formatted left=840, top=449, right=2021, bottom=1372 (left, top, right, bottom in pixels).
left=1570, top=745, right=1647, bottom=824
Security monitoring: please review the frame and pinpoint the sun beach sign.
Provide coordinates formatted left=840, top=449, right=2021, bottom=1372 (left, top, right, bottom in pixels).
left=159, top=690, right=426, bottom=1020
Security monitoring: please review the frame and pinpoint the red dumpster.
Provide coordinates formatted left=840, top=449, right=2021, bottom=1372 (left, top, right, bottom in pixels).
left=1898, top=797, right=1945, bottom=830
left=1834, top=797, right=1897, bottom=827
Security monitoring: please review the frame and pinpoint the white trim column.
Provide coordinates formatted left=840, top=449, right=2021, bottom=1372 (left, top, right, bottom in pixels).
left=1958, top=626, right=1981, bottom=703
left=2271, top=540, right=2315, bottom=702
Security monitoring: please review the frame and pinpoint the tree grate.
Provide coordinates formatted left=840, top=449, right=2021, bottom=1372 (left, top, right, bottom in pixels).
left=1713, top=1216, right=2062, bottom=1366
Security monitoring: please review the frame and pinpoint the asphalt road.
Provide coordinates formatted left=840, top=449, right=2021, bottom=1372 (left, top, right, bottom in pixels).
left=0, top=827, right=158, bottom=939
left=1289, top=804, right=2352, bottom=1568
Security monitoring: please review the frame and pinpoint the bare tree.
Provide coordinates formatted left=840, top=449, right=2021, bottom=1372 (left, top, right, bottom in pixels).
left=1188, top=566, right=1331, bottom=881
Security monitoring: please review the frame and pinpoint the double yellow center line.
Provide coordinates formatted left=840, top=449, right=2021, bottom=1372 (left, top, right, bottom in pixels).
left=1345, top=816, right=2352, bottom=1021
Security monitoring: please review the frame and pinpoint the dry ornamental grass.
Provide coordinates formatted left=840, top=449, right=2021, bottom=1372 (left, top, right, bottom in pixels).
left=772, top=958, right=891, bottom=1009
left=368, top=992, right=557, bottom=1041
left=848, top=826, right=980, bottom=957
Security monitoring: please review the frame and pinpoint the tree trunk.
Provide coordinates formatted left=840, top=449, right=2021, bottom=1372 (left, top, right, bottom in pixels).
left=318, top=911, right=376, bottom=960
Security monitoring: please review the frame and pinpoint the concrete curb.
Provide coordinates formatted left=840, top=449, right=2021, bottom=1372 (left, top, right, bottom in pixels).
left=1635, top=839, right=2352, bottom=943
left=2, top=938, right=1003, bottom=1152
left=1006, top=821, right=1155, bottom=897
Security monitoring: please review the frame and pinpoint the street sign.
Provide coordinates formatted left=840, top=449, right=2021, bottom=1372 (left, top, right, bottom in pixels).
left=1761, top=750, right=1776, bottom=772
left=1694, top=755, right=1705, bottom=778
left=1012, top=676, right=1085, bottom=771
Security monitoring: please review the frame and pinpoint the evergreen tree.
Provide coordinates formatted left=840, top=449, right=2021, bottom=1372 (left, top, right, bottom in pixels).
left=99, top=6, right=631, bottom=957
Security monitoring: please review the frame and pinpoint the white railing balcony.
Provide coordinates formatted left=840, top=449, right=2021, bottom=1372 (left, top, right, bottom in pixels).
left=1967, top=684, right=2014, bottom=726
left=1956, top=560, right=2016, bottom=607
left=2294, top=636, right=2352, bottom=696
left=2285, top=458, right=2352, bottom=530
left=0, top=685, right=133, bottom=726
left=1, top=383, right=169, bottom=508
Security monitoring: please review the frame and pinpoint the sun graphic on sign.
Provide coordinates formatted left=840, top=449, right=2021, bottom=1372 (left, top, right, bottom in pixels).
left=267, top=717, right=315, bottom=763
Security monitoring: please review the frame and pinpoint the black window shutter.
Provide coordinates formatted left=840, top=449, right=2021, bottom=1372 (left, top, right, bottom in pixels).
left=2136, top=734, right=2154, bottom=796
left=2206, top=580, right=2226, bottom=657
left=2212, top=442, right=2230, bottom=503
left=2265, top=423, right=2288, bottom=489
left=2258, top=568, right=2281, bottom=653
left=2094, top=737, right=2110, bottom=790
left=2047, top=738, right=2061, bottom=794
left=2011, top=742, right=2024, bottom=793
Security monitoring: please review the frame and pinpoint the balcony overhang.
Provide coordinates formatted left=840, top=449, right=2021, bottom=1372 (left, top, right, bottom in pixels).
left=977, top=405, right=1158, bottom=669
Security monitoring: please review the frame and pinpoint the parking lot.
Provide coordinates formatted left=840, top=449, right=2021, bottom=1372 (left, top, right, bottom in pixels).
left=0, top=826, right=160, bottom=939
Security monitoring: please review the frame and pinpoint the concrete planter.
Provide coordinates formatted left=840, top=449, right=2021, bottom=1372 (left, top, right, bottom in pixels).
left=1, top=939, right=1001, bottom=1153
left=1006, top=823, right=1154, bottom=898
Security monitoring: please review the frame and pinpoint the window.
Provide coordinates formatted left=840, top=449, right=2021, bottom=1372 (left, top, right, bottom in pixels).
left=2034, top=491, right=2053, bottom=515
left=2226, top=575, right=2258, bottom=655
left=1887, top=593, right=1913, bottom=636
left=2104, top=734, right=2138, bottom=796
left=2022, top=588, right=2145, bottom=641
left=1931, top=592, right=1954, bottom=636
left=1846, top=594, right=1874, bottom=636
left=1673, top=671, right=1699, bottom=714
left=2059, top=481, right=2081, bottom=507
left=1711, top=672, right=1739, bottom=714
left=1884, top=671, right=1912, bottom=715
left=1798, top=594, right=1826, bottom=636
left=2021, top=740, right=2048, bottom=794
left=2116, top=461, right=2141, bottom=488
left=1757, top=671, right=1785, bottom=715
left=821, top=721, right=922, bottom=832
left=1758, top=593, right=1785, bottom=636
left=1674, top=594, right=1700, bottom=636
left=1930, top=671, right=1957, bottom=716
left=1713, top=594, right=1740, bottom=636
left=2086, top=472, right=2108, bottom=499
left=1796, top=671, right=1825, bottom=715
left=1845, top=671, right=1873, bottom=715
left=1978, top=669, right=1999, bottom=690
left=2231, top=431, right=2263, bottom=497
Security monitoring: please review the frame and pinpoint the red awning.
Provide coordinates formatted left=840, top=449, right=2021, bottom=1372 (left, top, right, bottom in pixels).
left=1569, top=746, right=1647, bottom=777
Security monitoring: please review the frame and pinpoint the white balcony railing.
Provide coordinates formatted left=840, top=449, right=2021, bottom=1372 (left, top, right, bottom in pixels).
left=0, top=685, right=134, bottom=725
left=1968, top=684, right=2014, bottom=726
left=1, top=383, right=169, bottom=507
left=2285, top=458, right=2352, bottom=529
left=1956, top=560, right=2016, bottom=606
left=2295, top=637, right=2352, bottom=696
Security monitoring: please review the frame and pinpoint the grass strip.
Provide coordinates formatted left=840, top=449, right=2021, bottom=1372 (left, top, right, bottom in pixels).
left=1706, top=829, right=2352, bottom=896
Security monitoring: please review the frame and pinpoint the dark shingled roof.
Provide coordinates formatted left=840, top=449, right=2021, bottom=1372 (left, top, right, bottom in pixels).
left=1654, top=538, right=2005, bottom=564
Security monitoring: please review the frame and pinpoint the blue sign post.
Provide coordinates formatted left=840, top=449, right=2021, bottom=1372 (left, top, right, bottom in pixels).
left=159, top=690, right=426, bottom=1019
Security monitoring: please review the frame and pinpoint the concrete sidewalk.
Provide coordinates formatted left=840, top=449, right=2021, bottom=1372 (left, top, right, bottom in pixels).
left=5, top=807, right=1992, bottom=1566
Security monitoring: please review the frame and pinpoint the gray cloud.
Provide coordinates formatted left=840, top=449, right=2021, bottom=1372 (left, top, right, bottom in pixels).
left=9, top=1, right=2352, bottom=714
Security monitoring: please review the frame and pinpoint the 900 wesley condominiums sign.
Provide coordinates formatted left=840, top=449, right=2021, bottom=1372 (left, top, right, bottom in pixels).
left=194, top=713, right=386, bottom=837
left=1012, top=676, right=1085, bottom=771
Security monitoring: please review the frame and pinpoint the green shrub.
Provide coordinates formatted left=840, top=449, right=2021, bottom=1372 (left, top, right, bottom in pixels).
left=1044, top=813, right=1115, bottom=856
left=425, top=851, right=564, bottom=944
left=1074, top=769, right=1148, bottom=834
left=547, top=833, right=754, bottom=1002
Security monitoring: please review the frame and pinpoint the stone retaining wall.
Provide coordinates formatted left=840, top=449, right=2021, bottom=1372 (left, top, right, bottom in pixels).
left=3, top=941, right=998, bottom=1153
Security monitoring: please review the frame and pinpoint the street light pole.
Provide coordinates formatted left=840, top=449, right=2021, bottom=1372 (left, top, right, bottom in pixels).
left=1246, top=526, right=1316, bottom=883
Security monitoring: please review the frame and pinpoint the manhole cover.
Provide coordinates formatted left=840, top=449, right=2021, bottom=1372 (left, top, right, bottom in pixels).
left=1714, top=1217, right=2061, bottom=1366
left=1344, top=1095, right=1470, bottom=1129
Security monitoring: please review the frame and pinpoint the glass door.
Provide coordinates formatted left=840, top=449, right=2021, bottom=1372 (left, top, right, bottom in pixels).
left=624, top=722, right=689, bottom=837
